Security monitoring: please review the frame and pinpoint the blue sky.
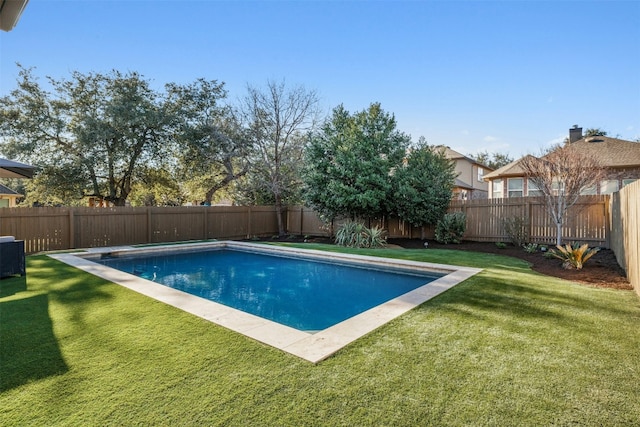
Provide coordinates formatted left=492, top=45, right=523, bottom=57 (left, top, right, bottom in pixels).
left=1, top=0, right=639, bottom=158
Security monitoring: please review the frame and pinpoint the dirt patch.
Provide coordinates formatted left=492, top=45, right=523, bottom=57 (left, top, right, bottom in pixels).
left=255, top=235, right=631, bottom=290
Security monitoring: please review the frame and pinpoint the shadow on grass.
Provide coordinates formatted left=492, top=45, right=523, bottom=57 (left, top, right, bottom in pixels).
left=0, top=276, right=27, bottom=298
left=417, top=271, right=638, bottom=332
left=0, top=293, right=68, bottom=392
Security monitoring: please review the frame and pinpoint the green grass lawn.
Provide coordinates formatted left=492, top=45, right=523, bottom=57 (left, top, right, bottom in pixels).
left=1, top=244, right=639, bottom=426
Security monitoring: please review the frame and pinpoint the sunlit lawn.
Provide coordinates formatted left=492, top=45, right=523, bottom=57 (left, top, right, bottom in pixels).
left=1, top=244, right=639, bottom=426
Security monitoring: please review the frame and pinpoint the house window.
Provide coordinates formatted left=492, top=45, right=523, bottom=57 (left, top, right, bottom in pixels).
left=527, top=179, right=543, bottom=197
left=477, top=167, right=484, bottom=182
left=600, top=180, right=619, bottom=195
left=508, top=178, right=524, bottom=198
left=580, top=185, right=597, bottom=195
left=492, top=179, right=503, bottom=198
left=622, top=179, right=636, bottom=188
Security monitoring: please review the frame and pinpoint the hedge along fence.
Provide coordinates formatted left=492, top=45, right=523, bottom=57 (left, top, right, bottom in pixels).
left=0, top=206, right=279, bottom=254
left=288, top=195, right=611, bottom=247
left=610, top=180, right=640, bottom=295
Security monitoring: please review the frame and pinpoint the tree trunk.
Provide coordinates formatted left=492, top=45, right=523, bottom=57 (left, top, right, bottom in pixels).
left=556, top=221, right=562, bottom=246
left=274, top=194, right=286, bottom=237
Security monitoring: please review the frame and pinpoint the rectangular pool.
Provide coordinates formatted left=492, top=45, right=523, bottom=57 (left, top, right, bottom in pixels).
left=50, top=241, right=481, bottom=363
left=94, top=248, right=444, bottom=331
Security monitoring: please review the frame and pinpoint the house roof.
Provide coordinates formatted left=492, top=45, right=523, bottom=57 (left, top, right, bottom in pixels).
left=453, top=178, right=474, bottom=190
left=0, top=0, right=29, bottom=31
left=556, top=136, right=640, bottom=167
left=0, top=183, right=21, bottom=196
left=483, top=136, right=640, bottom=181
left=437, top=146, right=494, bottom=171
left=483, top=155, right=536, bottom=180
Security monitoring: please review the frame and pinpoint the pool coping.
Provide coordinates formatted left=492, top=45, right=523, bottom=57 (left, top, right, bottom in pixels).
left=49, top=241, right=482, bottom=363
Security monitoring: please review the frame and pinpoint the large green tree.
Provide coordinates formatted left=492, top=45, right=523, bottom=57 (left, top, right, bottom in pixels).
left=167, top=79, right=250, bottom=205
left=303, top=103, right=410, bottom=221
left=394, top=139, right=457, bottom=230
left=0, top=65, right=173, bottom=206
left=468, top=150, right=513, bottom=170
left=241, top=80, right=320, bottom=236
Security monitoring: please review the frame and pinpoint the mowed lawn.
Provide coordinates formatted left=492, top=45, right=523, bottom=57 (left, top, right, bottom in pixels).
left=1, top=244, right=639, bottom=426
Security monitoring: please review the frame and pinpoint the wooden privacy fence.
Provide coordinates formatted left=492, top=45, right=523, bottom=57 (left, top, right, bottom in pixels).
left=610, top=180, right=640, bottom=295
left=288, top=195, right=611, bottom=247
left=0, top=206, right=279, bottom=254
left=0, top=195, right=613, bottom=255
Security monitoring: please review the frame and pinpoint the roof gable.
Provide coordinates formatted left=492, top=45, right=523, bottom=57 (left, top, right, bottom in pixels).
left=0, top=183, right=20, bottom=195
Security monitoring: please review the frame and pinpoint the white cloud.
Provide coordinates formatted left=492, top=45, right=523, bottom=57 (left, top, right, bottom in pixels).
left=483, top=135, right=497, bottom=142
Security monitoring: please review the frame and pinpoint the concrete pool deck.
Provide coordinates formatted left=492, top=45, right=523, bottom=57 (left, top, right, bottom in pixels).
left=50, top=241, right=482, bottom=363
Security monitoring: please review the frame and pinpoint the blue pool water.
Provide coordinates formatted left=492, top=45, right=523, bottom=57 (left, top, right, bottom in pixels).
left=96, top=249, right=443, bottom=331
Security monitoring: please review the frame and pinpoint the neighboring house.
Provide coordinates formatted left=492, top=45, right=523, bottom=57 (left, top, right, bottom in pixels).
left=439, top=146, right=493, bottom=200
left=484, top=126, right=640, bottom=198
left=0, top=184, right=22, bottom=207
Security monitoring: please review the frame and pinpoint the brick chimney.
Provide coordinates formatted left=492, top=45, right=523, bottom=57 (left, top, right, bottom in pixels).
left=569, top=125, right=583, bottom=143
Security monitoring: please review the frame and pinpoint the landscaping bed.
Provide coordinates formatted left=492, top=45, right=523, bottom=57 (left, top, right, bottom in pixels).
left=266, top=236, right=631, bottom=290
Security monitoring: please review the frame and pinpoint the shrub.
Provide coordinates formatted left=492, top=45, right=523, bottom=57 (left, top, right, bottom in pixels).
left=435, top=212, right=466, bottom=244
left=495, top=242, right=507, bottom=249
left=550, top=243, right=600, bottom=270
left=334, top=220, right=387, bottom=248
left=502, top=216, right=529, bottom=247
left=523, top=243, right=538, bottom=253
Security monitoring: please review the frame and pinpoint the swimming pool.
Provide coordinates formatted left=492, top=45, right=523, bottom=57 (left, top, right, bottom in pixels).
left=50, top=241, right=481, bottom=362
left=94, top=248, right=444, bottom=331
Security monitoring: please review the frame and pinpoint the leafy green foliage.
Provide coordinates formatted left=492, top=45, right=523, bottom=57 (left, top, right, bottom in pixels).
left=435, top=212, right=466, bottom=244
left=167, top=79, right=249, bottom=205
left=0, top=66, right=177, bottom=205
left=468, top=150, right=514, bottom=170
left=523, top=243, right=539, bottom=253
left=303, top=103, right=410, bottom=221
left=393, top=140, right=456, bottom=227
left=550, top=243, right=600, bottom=269
left=334, top=220, right=387, bottom=248
left=495, top=242, right=507, bottom=249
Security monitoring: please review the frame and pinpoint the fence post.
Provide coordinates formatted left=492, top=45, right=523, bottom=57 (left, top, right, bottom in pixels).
left=247, top=206, right=252, bottom=238
left=69, top=208, right=75, bottom=249
left=203, top=207, right=208, bottom=240
left=604, top=197, right=610, bottom=249
left=526, top=200, right=532, bottom=243
left=147, top=207, right=152, bottom=244
left=300, top=207, right=304, bottom=236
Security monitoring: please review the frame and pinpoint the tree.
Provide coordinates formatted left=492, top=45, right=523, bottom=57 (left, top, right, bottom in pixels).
left=468, top=150, right=514, bottom=170
left=0, top=65, right=173, bottom=206
left=394, top=139, right=457, bottom=234
left=303, top=103, right=411, bottom=221
left=584, top=128, right=607, bottom=137
left=520, top=145, right=606, bottom=246
left=167, top=79, right=250, bottom=205
left=241, top=80, right=320, bottom=236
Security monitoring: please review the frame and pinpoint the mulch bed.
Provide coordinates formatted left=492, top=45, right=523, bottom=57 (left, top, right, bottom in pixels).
left=389, top=239, right=631, bottom=290
left=259, top=236, right=631, bottom=290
